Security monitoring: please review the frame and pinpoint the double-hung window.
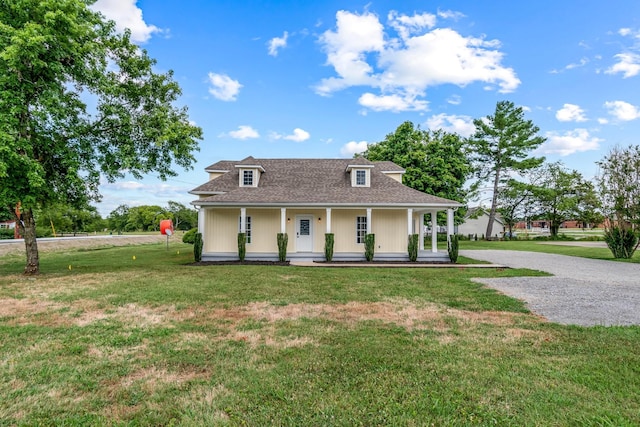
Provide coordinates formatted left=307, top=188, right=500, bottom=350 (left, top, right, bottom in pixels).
left=243, top=170, right=254, bottom=186
left=239, top=216, right=252, bottom=243
left=356, top=216, right=367, bottom=244
left=355, top=170, right=367, bottom=186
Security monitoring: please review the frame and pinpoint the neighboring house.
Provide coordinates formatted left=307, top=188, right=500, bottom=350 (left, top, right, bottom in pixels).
left=0, top=220, right=15, bottom=229
left=456, top=207, right=505, bottom=238
left=190, top=156, right=461, bottom=262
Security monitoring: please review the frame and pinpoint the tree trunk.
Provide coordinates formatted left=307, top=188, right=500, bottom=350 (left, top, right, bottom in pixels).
left=20, top=208, right=40, bottom=275
left=486, top=167, right=501, bottom=239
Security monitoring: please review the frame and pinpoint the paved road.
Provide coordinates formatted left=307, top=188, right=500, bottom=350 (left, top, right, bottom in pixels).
left=462, top=250, right=640, bottom=327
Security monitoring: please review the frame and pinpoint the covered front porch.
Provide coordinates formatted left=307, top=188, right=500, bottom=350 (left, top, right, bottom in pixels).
left=197, top=206, right=456, bottom=262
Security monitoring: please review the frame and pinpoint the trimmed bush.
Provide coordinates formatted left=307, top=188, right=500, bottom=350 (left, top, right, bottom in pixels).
left=364, top=234, right=375, bottom=261
left=324, top=233, right=334, bottom=262
left=182, top=228, right=197, bottom=244
left=237, top=232, right=246, bottom=261
left=193, top=232, right=203, bottom=262
left=277, top=233, right=288, bottom=262
left=408, top=234, right=419, bottom=262
left=448, top=234, right=459, bottom=263
left=604, top=226, right=638, bottom=259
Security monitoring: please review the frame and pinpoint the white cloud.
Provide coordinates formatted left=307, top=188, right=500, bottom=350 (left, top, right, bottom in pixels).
left=226, top=125, right=260, bottom=140
left=358, top=92, right=428, bottom=112
left=597, top=117, right=609, bottom=124
left=539, top=129, right=602, bottom=156
left=388, top=11, right=436, bottom=40
left=605, top=53, right=640, bottom=78
left=91, top=0, right=161, bottom=43
left=425, top=113, right=475, bottom=137
left=207, top=73, right=242, bottom=101
left=284, top=128, right=310, bottom=142
left=271, top=128, right=311, bottom=142
left=446, top=94, right=461, bottom=105
left=556, top=104, right=587, bottom=122
left=340, top=141, right=369, bottom=157
left=315, top=10, right=519, bottom=112
left=619, top=28, right=632, bottom=37
left=437, top=9, right=466, bottom=20
left=604, top=100, right=640, bottom=121
left=108, top=181, right=145, bottom=190
left=268, top=31, right=288, bottom=56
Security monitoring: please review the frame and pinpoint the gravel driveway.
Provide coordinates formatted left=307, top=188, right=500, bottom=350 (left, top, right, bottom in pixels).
left=462, top=250, right=640, bottom=327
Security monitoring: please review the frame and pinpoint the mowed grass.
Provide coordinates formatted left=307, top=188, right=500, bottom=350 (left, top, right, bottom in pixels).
left=459, top=239, right=640, bottom=263
left=1, top=244, right=639, bottom=425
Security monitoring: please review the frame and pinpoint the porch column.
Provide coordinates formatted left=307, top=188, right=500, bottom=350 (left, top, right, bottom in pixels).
left=326, top=208, right=332, bottom=233
left=366, top=208, right=372, bottom=234
left=419, top=213, right=425, bottom=250
left=280, top=208, right=286, bottom=234
left=407, top=208, right=413, bottom=235
left=447, top=208, right=454, bottom=244
left=198, top=207, right=205, bottom=233
left=240, top=208, right=246, bottom=233
left=431, top=211, right=438, bottom=253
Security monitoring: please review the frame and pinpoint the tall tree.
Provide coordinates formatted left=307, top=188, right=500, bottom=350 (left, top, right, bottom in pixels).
left=0, top=0, right=202, bottom=274
left=167, top=201, right=198, bottom=230
left=530, top=162, right=583, bottom=238
left=362, top=121, right=472, bottom=223
left=107, top=205, right=130, bottom=234
left=497, top=179, right=535, bottom=238
left=468, top=101, right=545, bottom=239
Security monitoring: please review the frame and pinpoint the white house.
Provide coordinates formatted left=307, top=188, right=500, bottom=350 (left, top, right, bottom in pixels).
left=190, top=157, right=462, bottom=261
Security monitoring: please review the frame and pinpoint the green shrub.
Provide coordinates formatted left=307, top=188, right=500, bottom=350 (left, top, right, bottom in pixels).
left=324, top=233, right=334, bottom=262
left=193, top=233, right=203, bottom=262
left=238, top=232, right=246, bottom=261
left=182, top=228, right=197, bottom=244
left=604, top=226, right=638, bottom=259
left=0, top=229, right=14, bottom=240
left=448, top=234, right=459, bottom=263
left=407, top=234, right=419, bottom=262
left=364, top=234, right=375, bottom=261
left=277, top=233, right=288, bottom=262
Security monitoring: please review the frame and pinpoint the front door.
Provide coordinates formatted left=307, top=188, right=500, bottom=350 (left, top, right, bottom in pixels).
left=296, top=215, right=313, bottom=252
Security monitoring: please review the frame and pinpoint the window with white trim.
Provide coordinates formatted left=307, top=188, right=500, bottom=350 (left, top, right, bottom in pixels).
left=356, top=216, right=367, bottom=244
left=238, top=216, right=252, bottom=243
left=355, top=170, right=367, bottom=186
left=243, top=170, right=254, bottom=186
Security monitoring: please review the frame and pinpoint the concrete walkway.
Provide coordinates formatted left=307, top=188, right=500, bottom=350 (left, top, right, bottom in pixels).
left=290, top=261, right=504, bottom=268
left=462, top=250, right=640, bottom=327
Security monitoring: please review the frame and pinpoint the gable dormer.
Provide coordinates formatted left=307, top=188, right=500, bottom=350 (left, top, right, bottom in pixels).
left=345, top=164, right=374, bottom=187
left=235, top=163, right=265, bottom=187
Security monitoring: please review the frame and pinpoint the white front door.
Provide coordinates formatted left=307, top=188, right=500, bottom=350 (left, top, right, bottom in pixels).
left=296, top=215, right=314, bottom=252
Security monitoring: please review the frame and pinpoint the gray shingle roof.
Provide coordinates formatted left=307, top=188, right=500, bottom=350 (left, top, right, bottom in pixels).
left=191, top=158, right=461, bottom=207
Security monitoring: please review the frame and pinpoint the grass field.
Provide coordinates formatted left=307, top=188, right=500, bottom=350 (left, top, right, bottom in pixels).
left=459, top=239, right=640, bottom=263
left=1, top=243, right=639, bottom=425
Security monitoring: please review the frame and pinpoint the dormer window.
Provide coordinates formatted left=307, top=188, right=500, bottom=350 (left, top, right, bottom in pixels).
left=346, top=164, right=373, bottom=187
left=243, top=170, right=254, bottom=186
left=237, top=164, right=264, bottom=187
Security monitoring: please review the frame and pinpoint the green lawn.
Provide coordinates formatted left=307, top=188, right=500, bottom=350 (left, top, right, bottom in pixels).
left=1, top=243, right=638, bottom=425
left=458, top=239, right=640, bottom=263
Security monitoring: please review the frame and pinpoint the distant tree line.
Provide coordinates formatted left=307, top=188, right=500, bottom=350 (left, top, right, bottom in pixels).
left=107, top=201, right=197, bottom=233
left=2, top=201, right=197, bottom=237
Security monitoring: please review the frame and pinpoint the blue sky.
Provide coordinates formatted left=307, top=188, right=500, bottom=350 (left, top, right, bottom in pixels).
left=91, top=0, right=640, bottom=216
